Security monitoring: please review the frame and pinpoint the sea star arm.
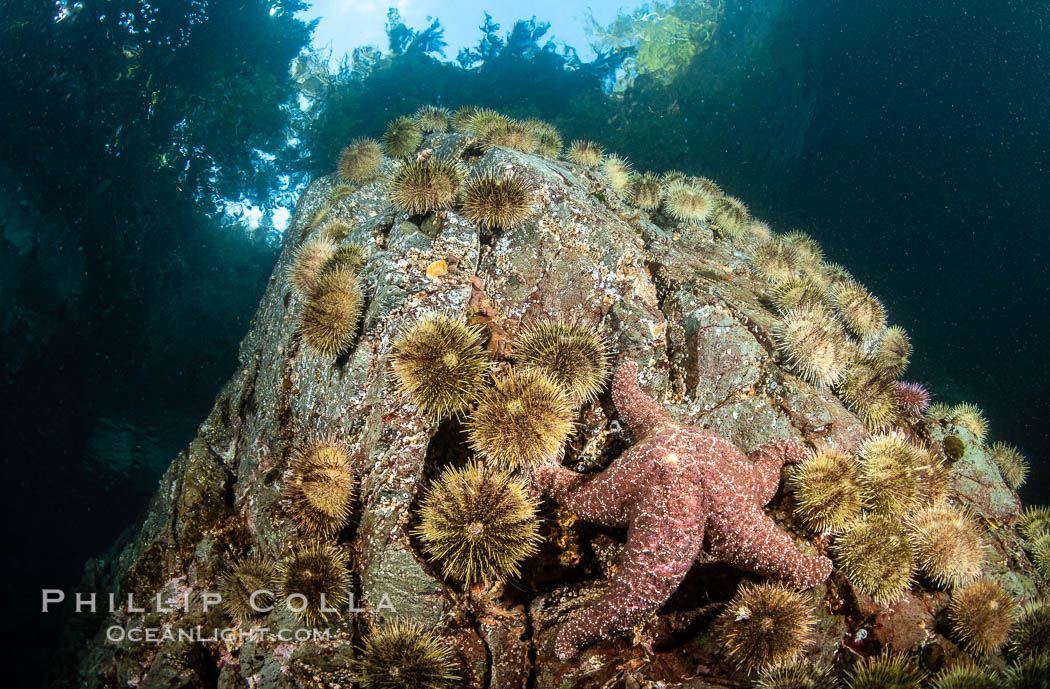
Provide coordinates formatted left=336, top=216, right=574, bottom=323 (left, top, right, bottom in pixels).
left=746, top=439, right=811, bottom=505
left=531, top=453, right=642, bottom=528
left=706, top=502, right=832, bottom=588
left=553, top=489, right=706, bottom=660
left=612, top=361, right=674, bottom=439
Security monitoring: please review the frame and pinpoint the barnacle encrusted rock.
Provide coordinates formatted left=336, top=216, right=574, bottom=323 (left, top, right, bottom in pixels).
left=50, top=129, right=1043, bottom=689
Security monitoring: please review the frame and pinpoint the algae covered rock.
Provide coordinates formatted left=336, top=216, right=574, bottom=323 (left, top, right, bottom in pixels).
left=49, top=122, right=1046, bottom=689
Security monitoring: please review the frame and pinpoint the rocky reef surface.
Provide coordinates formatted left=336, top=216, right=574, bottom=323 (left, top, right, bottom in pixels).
left=49, top=128, right=1043, bottom=688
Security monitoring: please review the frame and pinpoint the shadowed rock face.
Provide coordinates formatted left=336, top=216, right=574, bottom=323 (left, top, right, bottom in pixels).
left=49, top=133, right=1040, bottom=689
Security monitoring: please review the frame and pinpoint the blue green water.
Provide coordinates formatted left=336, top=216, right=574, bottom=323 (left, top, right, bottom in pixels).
left=2, top=1, right=1047, bottom=685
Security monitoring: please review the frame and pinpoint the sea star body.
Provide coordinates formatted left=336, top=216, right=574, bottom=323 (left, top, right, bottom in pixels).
left=532, top=361, right=832, bottom=660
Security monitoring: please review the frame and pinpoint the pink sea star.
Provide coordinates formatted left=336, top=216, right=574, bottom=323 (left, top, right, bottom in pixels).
left=531, top=361, right=832, bottom=660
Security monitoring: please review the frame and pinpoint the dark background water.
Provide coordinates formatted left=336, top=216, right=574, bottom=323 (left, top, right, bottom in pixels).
left=2, top=0, right=1046, bottom=686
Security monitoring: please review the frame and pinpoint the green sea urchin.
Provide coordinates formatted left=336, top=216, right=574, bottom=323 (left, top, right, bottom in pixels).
left=750, top=239, right=802, bottom=284
left=299, top=266, right=363, bottom=357
left=949, top=578, right=1016, bottom=656
left=950, top=403, right=989, bottom=444
left=837, top=358, right=900, bottom=431
left=452, top=105, right=480, bottom=132
left=1020, top=506, right=1050, bottom=541
left=276, top=542, right=351, bottom=625
left=289, top=236, right=337, bottom=298
left=513, top=319, right=609, bottom=406
left=384, top=116, right=423, bottom=157
left=466, top=108, right=510, bottom=138
left=770, top=278, right=827, bottom=315
left=715, top=581, right=816, bottom=671
left=1010, top=602, right=1050, bottom=659
left=754, top=660, right=837, bottom=689
left=390, top=315, right=488, bottom=420
left=353, top=620, right=458, bottom=689
left=460, top=172, right=534, bottom=230
left=389, top=157, right=462, bottom=215
left=857, top=432, right=928, bottom=516
left=524, top=119, right=563, bottom=157
left=283, top=437, right=356, bottom=538
left=772, top=304, right=855, bottom=388
left=789, top=447, right=864, bottom=533
left=833, top=513, right=915, bottom=604
left=1003, top=652, right=1050, bottom=689
left=219, top=556, right=278, bottom=622
left=338, top=138, right=383, bottom=183
left=664, top=180, right=714, bottom=224
left=415, top=461, right=541, bottom=584
left=845, top=651, right=924, bottom=689
left=711, top=195, right=750, bottom=237
left=602, top=155, right=632, bottom=194
left=989, top=441, right=1028, bottom=490
left=907, top=503, right=985, bottom=590
left=930, top=663, right=1000, bottom=689
left=627, top=172, right=663, bottom=210
left=567, top=140, right=603, bottom=168
left=876, top=325, right=912, bottom=376
left=829, top=278, right=887, bottom=340
left=481, top=120, right=539, bottom=153
left=467, top=368, right=574, bottom=470
left=415, top=105, right=450, bottom=133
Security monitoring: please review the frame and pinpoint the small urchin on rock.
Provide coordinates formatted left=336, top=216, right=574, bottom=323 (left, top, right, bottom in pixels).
left=857, top=431, right=928, bottom=516
left=829, top=278, right=887, bottom=340
left=288, top=236, right=337, bottom=299
left=1010, top=601, right=1050, bottom=659
left=282, top=436, right=356, bottom=538
left=276, top=541, right=351, bottom=625
left=467, top=367, right=574, bottom=470
left=833, top=513, right=915, bottom=604
left=414, top=104, right=450, bottom=133
left=524, top=118, right=562, bottom=157
left=750, top=238, right=802, bottom=284
left=482, top=120, right=540, bottom=153
left=837, top=357, right=900, bottom=431
left=459, top=171, right=535, bottom=230
left=929, top=662, right=1000, bottom=689
left=389, top=157, right=463, bottom=215
left=754, top=660, right=837, bottom=689
left=384, top=116, right=423, bottom=157
left=770, top=278, right=828, bottom=315
left=353, top=620, right=458, bottom=689
left=845, top=652, right=924, bottom=689
left=773, top=303, right=855, bottom=389
left=663, top=179, right=714, bottom=224
left=389, top=315, right=488, bottom=420
left=711, top=194, right=750, bottom=236
left=989, top=441, right=1028, bottom=490
left=875, top=325, right=912, bottom=376
left=948, top=578, right=1016, bottom=656
left=602, top=154, right=632, bottom=194
left=513, top=319, right=609, bottom=406
left=906, top=503, right=985, bottom=590
left=414, top=460, right=541, bottom=584
left=627, top=171, right=663, bottom=210
left=299, top=266, right=363, bottom=357
left=452, top=105, right=479, bottom=132
left=337, top=138, right=383, bottom=183
left=949, top=402, right=989, bottom=444
left=567, top=140, right=603, bottom=168
left=466, top=108, right=509, bottom=138
left=715, top=581, right=817, bottom=672
left=788, top=447, right=864, bottom=534
left=219, top=556, right=278, bottom=623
